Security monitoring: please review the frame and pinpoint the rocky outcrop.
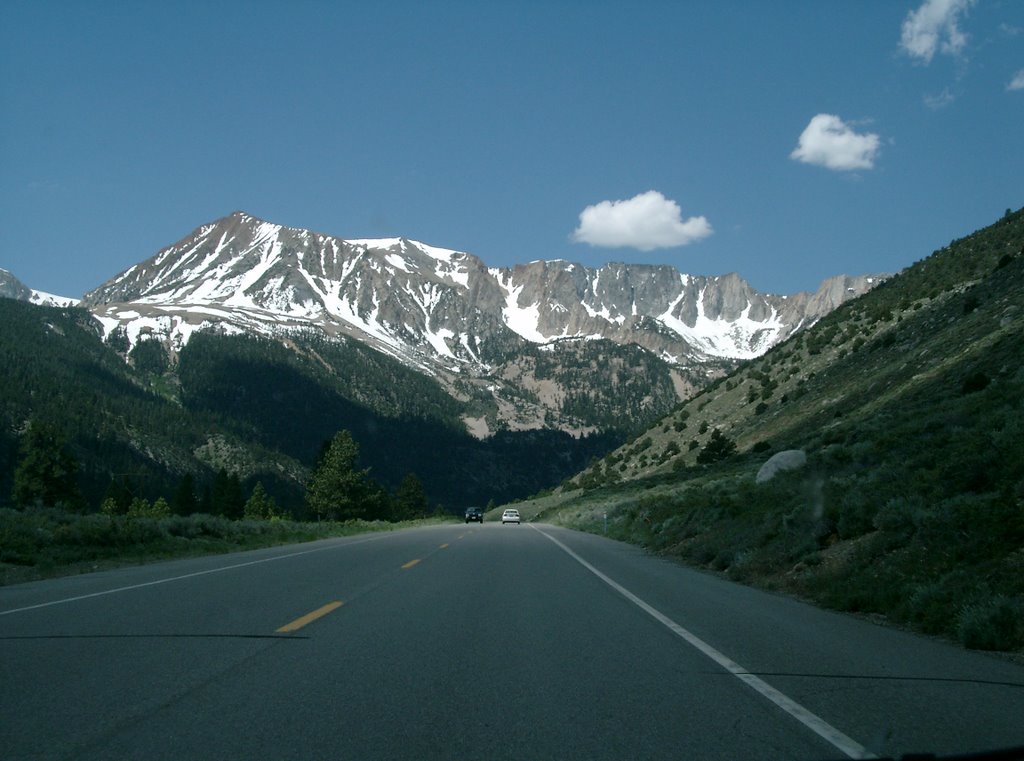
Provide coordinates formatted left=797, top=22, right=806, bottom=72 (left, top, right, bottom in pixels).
left=756, top=449, right=808, bottom=484
left=0, top=269, right=33, bottom=302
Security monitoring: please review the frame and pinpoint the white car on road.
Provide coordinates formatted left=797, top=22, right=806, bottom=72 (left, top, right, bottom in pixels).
left=501, top=509, right=521, bottom=525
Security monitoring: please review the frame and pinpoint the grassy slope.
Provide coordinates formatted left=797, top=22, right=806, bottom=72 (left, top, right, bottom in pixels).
left=508, top=207, right=1024, bottom=651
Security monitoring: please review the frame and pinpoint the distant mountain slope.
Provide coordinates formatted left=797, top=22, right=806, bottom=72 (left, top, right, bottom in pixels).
left=0, top=269, right=32, bottom=301
left=80, top=211, right=879, bottom=434
left=0, top=210, right=885, bottom=512
left=0, top=299, right=616, bottom=512
left=0, top=268, right=78, bottom=307
left=83, top=211, right=878, bottom=364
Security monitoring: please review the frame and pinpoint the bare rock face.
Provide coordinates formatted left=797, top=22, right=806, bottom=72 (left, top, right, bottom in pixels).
left=84, top=211, right=882, bottom=368
left=79, top=212, right=883, bottom=433
left=0, top=269, right=33, bottom=302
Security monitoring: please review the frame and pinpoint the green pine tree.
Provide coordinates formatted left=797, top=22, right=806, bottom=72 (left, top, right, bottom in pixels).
left=11, top=422, right=83, bottom=510
left=171, top=474, right=198, bottom=516
left=393, top=472, right=429, bottom=520
left=696, top=428, right=738, bottom=464
left=306, top=430, right=370, bottom=521
left=244, top=481, right=278, bottom=520
left=150, top=496, right=172, bottom=518
left=211, top=469, right=245, bottom=519
left=126, top=496, right=152, bottom=517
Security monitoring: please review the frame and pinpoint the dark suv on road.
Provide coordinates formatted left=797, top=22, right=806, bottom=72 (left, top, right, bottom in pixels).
left=464, top=507, right=483, bottom=523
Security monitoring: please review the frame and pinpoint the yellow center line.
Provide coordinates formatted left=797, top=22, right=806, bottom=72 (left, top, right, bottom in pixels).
left=402, top=558, right=421, bottom=570
left=439, top=543, right=449, bottom=549
left=276, top=601, right=343, bottom=633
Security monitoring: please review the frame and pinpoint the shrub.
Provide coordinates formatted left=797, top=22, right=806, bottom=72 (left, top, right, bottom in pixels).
left=127, top=497, right=172, bottom=519
left=121, top=517, right=170, bottom=545
left=151, top=497, right=172, bottom=518
left=901, top=570, right=977, bottom=635
left=696, top=429, right=737, bottom=464
left=61, top=514, right=119, bottom=547
left=164, top=515, right=207, bottom=539
left=873, top=496, right=924, bottom=537
left=957, top=596, right=1024, bottom=650
left=836, top=491, right=876, bottom=540
left=660, top=441, right=681, bottom=462
left=126, top=498, right=151, bottom=518
left=171, top=513, right=233, bottom=539
left=0, top=508, right=49, bottom=564
left=961, top=372, right=991, bottom=394
left=712, top=550, right=734, bottom=571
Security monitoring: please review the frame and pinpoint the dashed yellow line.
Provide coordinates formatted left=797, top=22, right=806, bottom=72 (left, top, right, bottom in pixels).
left=401, top=558, right=421, bottom=570
left=439, top=543, right=449, bottom=549
left=276, top=601, right=343, bottom=633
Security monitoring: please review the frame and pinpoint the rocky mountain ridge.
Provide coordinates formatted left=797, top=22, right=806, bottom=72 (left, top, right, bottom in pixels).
left=0, top=268, right=79, bottom=308
left=11, top=212, right=882, bottom=434
left=83, top=212, right=879, bottom=368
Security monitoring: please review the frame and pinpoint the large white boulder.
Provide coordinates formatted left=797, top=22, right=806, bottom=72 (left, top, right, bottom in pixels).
left=756, top=449, right=807, bottom=484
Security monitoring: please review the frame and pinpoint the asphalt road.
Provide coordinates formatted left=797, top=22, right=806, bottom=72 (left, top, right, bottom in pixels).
left=2, top=522, right=1023, bottom=760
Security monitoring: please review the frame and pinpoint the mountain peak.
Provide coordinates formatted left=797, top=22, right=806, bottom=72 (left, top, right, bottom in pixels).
left=79, top=211, right=882, bottom=433
left=0, top=268, right=79, bottom=306
left=0, top=268, right=33, bottom=302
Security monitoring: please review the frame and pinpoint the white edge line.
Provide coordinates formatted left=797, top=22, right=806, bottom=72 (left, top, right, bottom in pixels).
left=0, top=533, right=393, bottom=617
left=531, top=525, right=877, bottom=760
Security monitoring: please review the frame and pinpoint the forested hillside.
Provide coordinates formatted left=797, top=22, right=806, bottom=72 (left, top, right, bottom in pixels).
left=0, top=302, right=213, bottom=508
left=0, top=303, right=619, bottom=514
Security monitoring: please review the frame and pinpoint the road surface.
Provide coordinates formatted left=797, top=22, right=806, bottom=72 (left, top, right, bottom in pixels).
left=2, top=522, right=1023, bottom=760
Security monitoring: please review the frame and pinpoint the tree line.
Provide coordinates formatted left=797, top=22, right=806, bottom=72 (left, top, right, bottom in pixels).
left=9, top=421, right=433, bottom=523
left=0, top=299, right=624, bottom=512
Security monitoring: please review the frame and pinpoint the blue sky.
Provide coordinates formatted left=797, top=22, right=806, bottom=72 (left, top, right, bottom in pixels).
left=1, top=0, right=1021, bottom=298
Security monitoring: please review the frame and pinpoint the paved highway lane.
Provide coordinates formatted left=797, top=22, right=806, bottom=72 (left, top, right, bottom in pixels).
left=2, top=523, right=1023, bottom=760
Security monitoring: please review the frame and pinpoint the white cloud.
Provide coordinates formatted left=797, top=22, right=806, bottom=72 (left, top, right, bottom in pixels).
left=571, top=191, right=712, bottom=251
left=790, top=114, right=881, bottom=172
left=900, top=0, right=975, bottom=63
left=1008, top=69, right=1024, bottom=92
left=924, top=87, right=956, bottom=109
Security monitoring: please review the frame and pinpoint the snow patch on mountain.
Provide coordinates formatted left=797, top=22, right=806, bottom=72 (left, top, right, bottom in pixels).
left=30, top=290, right=80, bottom=308
left=1, top=267, right=80, bottom=306
left=658, top=290, right=785, bottom=360
left=584, top=299, right=626, bottom=325
left=501, top=284, right=546, bottom=343
left=81, top=211, right=883, bottom=380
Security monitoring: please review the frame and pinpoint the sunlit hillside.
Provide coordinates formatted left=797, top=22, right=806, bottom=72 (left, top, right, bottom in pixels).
left=511, top=207, right=1024, bottom=652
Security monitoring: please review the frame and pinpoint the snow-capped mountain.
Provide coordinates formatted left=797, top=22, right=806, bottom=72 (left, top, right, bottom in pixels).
left=83, top=211, right=879, bottom=368
left=0, top=268, right=79, bottom=307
